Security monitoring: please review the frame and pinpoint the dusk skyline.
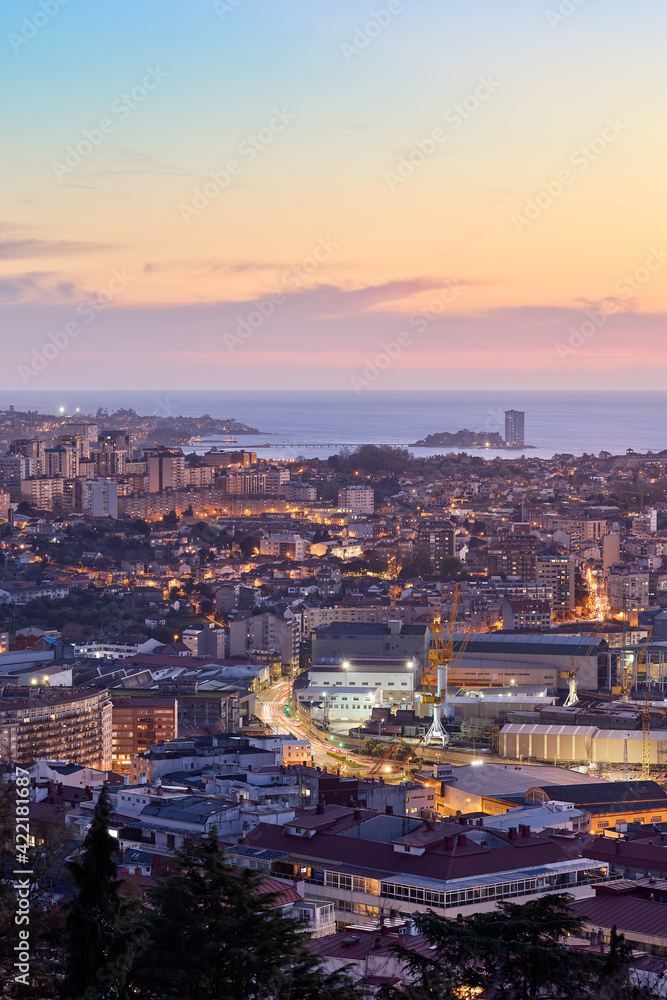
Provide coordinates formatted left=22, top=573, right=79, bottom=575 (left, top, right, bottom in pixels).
left=2, top=0, right=666, bottom=389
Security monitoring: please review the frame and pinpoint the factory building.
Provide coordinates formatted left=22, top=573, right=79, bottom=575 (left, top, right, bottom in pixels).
left=447, top=634, right=610, bottom=694
left=499, top=723, right=667, bottom=769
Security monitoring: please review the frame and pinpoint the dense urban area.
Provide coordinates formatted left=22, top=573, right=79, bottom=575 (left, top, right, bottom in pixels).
left=3, top=405, right=667, bottom=997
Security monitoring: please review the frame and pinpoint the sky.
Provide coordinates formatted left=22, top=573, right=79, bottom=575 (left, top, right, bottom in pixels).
left=1, top=0, right=666, bottom=392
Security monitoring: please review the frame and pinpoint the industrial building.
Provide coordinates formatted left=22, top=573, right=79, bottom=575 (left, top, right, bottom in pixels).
left=311, top=621, right=430, bottom=668
left=499, top=723, right=667, bottom=769
left=447, top=633, right=610, bottom=693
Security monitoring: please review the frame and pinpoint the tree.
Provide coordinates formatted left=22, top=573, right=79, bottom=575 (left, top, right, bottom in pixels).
left=378, top=895, right=659, bottom=1000
left=61, top=786, right=141, bottom=1000
left=133, top=831, right=358, bottom=1000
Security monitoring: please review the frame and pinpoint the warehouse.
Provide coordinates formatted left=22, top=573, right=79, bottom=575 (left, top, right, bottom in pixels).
left=499, top=723, right=667, bottom=767
left=448, top=634, right=609, bottom=693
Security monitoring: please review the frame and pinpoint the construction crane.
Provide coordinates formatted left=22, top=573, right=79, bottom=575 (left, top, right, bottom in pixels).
left=422, top=585, right=460, bottom=747
left=643, top=692, right=651, bottom=780
left=562, top=636, right=601, bottom=708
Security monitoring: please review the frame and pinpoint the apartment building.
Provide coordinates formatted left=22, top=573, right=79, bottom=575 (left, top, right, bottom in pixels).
left=0, top=687, right=112, bottom=769
left=338, top=485, right=374, bottom=513
left=259, top=533, right=307, bottom=560
left=284, top=481, right=317, bottom=503
left=111, top=695, right=178, bottom=772
left=76, top=479, right=119, bottom=518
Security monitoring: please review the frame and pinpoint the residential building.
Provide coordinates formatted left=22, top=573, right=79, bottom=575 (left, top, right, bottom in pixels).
left=338, top=485, right=374, bottom=514
left=502, top=599, right=552, bottom=630
left=0, top=687, right=112, bottom=769
left=259, top=533, right=307, bottom=560
left=76, top=479, right=119, bottom=518
left=505, top=410, right=525, bottom=447
left=44, top=446, right=77, bottom=479
left=284, top=481, right=317, bottom=503
left=416, top=524, right=455, bottom=572
left=111, top=695, right=178, bottom=772
left=148, top=450, right=186, bottom=493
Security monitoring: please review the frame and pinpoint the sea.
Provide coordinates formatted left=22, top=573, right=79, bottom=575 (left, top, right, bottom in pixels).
left=1, top=389, right=666, bottom=462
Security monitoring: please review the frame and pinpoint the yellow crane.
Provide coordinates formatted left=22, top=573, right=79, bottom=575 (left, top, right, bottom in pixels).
left=422, top=585, right=460, bottom=747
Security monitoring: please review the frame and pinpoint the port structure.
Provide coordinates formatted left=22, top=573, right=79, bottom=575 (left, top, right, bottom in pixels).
left=421, top=585, right=463, bottom=747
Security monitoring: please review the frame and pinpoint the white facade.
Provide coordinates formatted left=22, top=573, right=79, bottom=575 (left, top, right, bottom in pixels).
left=79, top=479, right=119, bottom=518
left=308, top=659, right=417, bottom=703
left=338, top=485, right=374, bottom=514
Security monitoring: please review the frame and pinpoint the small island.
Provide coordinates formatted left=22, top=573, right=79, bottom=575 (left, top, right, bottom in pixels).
left=410, top=429, right=534, bottom=449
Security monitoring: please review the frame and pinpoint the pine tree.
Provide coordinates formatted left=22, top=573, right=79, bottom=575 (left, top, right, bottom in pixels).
left=60, top=786, right=138, bottom=1000
left=377, top=894, right=661, bottom=1000
left=132, top=830, right=359, bottom=1000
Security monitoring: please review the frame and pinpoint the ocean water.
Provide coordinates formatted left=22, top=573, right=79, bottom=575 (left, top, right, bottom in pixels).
left=1, top=389, right=666, bottom=461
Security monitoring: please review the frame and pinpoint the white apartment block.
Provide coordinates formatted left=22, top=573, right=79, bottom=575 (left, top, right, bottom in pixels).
left=259, top=533, right=307, bottom=561
left=338, top=485, right=374, bottom=514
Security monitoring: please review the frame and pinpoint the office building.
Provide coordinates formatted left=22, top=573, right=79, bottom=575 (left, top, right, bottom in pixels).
left=504, top=410, right=525, bottom=447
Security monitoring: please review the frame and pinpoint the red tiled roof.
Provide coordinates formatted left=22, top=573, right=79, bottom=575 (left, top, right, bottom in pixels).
left=584, top=837, right=667, bottom=874
left=242, top=821, right=576, bottom=883
left=570, top=895, right=667, bottom=942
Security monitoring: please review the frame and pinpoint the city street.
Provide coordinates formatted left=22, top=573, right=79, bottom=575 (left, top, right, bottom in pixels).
left=256, top=680, right=483, bottom=776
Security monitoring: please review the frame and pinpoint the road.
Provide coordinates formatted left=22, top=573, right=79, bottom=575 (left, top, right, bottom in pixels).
left=257, top=681, right=490, bottom=776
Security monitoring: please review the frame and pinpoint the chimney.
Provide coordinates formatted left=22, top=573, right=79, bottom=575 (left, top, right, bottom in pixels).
left=57, top=782, right=63, bottom=795
left=524, top=825, right=530, bottom=837
left=509, top=827, right=517, bottom=840
left=374, top=937, right=382, bottom=950
left=476, top=818, right=483, bottom=827
left=615, top=842, right=621, bottom=854
left=353, top=809, right=361, bottom=820
left=316, top=802, right=324, bottom=814
left=457, top=833, right=467, bottom=847
left=444, top=836, right=455, bottom=850
left=386, top=805, right=394, bottom=815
